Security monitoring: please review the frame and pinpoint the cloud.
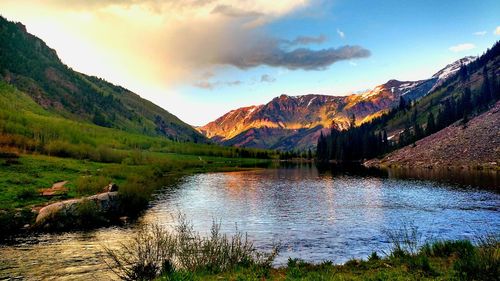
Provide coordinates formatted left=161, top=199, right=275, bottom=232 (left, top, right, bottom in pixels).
left=193, top=79, right=242, bottom=90
left=449, top=43, right=476, bottom=52
left=473, top=31, right=487, bottom=36
left=495, top=26, right=500, bottom=35
left=218, top=43, right=370, bottom=70
left=336, top=28, right=345, bottom=38
left=211, top=4, right=263, bottom=18
left=260, top=74, right=276, bottom=82
left=0, top=0, right=370, bottom=94
left=282, top=34, right=327, bottom=46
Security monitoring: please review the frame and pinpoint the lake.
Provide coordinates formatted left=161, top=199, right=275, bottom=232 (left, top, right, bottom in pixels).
left=1, top=166, right=499, bottom=280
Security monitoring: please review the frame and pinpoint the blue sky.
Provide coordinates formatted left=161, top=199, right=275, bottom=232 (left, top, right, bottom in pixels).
left=1, top=0, right=499, bottom=125
left=176, top=0, right=500, bottom=124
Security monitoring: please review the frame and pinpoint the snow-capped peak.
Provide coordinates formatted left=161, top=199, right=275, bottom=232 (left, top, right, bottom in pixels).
left=432, top=56, right=477, bottom=81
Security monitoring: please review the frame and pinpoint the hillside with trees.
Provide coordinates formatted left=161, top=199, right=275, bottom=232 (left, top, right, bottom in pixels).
left=316, top=41, right=500, bottom=167
left=0, top=16, right=205, bottom=143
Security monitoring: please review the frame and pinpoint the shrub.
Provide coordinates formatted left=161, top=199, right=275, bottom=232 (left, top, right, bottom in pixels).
left=453, top=235, right=499, bottom=280
left=422, top=240, right=474, bottom=257
left=368, top=251, right=380, bottom=261
left=103, top=216, right=280, bottom=281
left=407, top=254, right=436, bottom=276
left=118, top=174, right=154, bottom=215
left=15, top=187, right=38, bottom=200
left=0, top=208, right=35, bottom=240
left=75, top=175, right=110, bottom=196
left=384, top=223, right=422, bottom=258
left=74, top=199, right=105, bottom=228
left=104, top=223, right=176, bottom=281
left=97, top=145, right=127, bottom=163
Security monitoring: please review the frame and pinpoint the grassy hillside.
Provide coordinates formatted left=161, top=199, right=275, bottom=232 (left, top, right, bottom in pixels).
left=0, top=79, right=276, bottom=237
left=0, top=81, right=275, bottom=160
left=0, top=16, right=204, bottom=142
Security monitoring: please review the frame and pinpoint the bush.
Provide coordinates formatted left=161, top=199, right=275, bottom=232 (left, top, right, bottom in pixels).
left=407, top=254, right=436, bottom=276
left=422, top=240, right=475, bottom=257
left=75, top=175, right=110, bottom=196
left=453, top=235, right=499, bottom=280
left=97, top=145, right=127, bottom=163
left=0, top=208, right=35, bottom=240
left=118, top=174, right=154, bottom=215
left=104, top=223, right=176, bottom=281
left=103, top=216, right=280, bottom=281
left=15, top=187, right=38, bottom=200
left=385, top=223, right=422, bottom=258
left=74, top=199, right=105, bottom=228
left=368, top=251, right=380, bottom=261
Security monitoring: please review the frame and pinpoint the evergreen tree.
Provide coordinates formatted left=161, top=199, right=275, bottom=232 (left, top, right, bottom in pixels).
left=426, top=112, right=436, bottom=135
left=480, top=66, right=492, bottom=107
left=398, top=96, right=407, bottom=111
left=459, top=64, right=468, bottom=82
left=349, top=113, right=356, bottom=128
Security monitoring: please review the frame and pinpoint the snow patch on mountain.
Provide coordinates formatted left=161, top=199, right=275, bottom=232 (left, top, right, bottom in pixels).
left=429, top=56, right=477, bottom=93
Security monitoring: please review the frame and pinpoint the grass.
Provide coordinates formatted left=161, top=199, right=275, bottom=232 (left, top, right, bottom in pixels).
left=0, top=79, right=277, bottom=233
left=100, top=219, right=500, bottom=281
left=104, top=216, right=279, bottom=281
left=0, top=153, right=271, bottom=209
left=0, top=151, right=273, bottom=239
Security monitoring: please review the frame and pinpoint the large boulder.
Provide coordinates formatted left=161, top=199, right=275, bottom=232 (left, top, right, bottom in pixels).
left=34, top=192, right=120, bottom=230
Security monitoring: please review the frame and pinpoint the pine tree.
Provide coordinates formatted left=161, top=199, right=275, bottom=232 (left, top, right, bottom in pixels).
left=426, top=112, right=436, bottom=135
left=399, top=96, right=407, bottom=111
left=481, top=66, right=492, bottom=106
left=459, top=64, right=468, bottom=82
left=349, top=113, right=356, bottom=128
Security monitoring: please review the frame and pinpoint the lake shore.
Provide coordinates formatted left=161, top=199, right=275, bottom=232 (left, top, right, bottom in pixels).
left=0, top=153, right=273, bottom=240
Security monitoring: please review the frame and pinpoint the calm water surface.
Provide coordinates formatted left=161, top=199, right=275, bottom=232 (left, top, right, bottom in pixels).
left=1, top=166, right=499, bottom=280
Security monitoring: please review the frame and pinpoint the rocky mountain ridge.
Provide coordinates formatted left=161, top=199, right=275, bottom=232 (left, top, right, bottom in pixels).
left=199, top=58, right=475, bottom=150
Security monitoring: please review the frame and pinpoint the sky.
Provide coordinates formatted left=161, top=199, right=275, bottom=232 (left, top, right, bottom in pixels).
left=1, top=0, right=499, bottom=126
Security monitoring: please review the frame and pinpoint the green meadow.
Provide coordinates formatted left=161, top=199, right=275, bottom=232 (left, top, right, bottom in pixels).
left=0, top=81, right=276, bottom=237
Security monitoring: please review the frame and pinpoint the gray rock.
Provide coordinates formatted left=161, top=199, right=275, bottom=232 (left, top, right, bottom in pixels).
left=34, top=192, right=120, bottom=229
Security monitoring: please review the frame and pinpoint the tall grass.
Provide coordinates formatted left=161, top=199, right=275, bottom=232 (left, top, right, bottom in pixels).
left=103, top=216, right=280, bottom=281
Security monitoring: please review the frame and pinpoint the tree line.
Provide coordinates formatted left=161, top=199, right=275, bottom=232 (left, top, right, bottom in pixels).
left=316, top=41, right=499, bottom=163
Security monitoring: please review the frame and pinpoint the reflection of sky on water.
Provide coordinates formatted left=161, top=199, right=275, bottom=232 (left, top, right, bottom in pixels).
left=1, top=166, right=499, bottom=280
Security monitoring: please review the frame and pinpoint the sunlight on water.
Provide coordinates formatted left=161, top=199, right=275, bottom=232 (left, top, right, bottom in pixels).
left=1, top=166, right=499, bottom=280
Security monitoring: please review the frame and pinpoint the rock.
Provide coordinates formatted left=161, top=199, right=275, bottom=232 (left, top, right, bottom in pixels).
left=34, top=192, right=120, bottom=230
left=104, top=183, right=119, bottom=192
left=39, top=181, right=68, bottom=197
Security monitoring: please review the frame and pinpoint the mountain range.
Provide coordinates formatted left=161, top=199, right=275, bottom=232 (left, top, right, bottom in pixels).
left=198, top=56, right=476, bottom=150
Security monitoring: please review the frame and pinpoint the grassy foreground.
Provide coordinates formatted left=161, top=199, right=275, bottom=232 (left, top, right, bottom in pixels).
left=102, top=219, right=499, bottom=281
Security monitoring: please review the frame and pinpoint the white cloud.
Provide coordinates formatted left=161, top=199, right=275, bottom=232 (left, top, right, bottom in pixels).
left=0, top=0, right=313, bottom=89
left=495, top=26, right=500, bottom=35
left=473, top=31, right=487, bottom=36
left=336, top=28, right=345, bottom=38
left=449, top=43, right=476, bottom=52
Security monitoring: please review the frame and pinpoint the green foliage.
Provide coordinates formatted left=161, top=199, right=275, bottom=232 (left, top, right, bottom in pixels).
left=316, top=41, right=500, bottom=163
left=118, top=174, right=155, bottom=216
left=104, top=218, right=279, bottom=281
left=74, top=198, right=106, bottom=228
left=422, top=240, right=474, bottom=258
left=0, top=16, right=204, bottom=142
left=0, top=208, right=34, bottom=240
left=15, top=186, right=38, bottom=200
left=453, top=236, right=500, bottom=280
left=75, top=175, right=110, bottom=196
